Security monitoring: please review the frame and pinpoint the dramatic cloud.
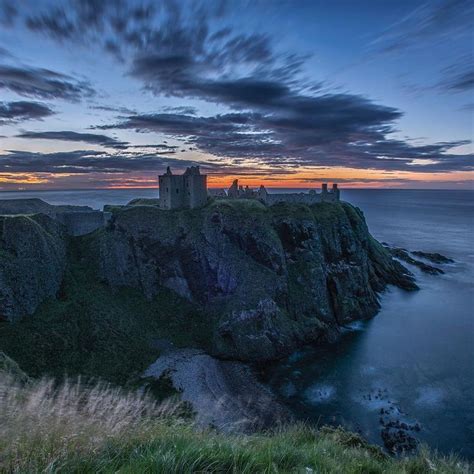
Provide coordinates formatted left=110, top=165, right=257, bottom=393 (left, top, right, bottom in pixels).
left=0, top=149, right=217, bottom=174
left=0, top=0, right=471, bottom=186
left=22, top=0, right=306, bottom=88
left=16, top=130, right=128, bottom=148
left=0, top=64, right=95, bottom=101
left=97, top=111, right=473, bottom=173
left=15, top=130, right=184, bottom=154
left=0, top=101, right=54, bottom=124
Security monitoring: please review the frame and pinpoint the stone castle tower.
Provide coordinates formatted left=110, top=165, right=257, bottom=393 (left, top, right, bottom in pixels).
left=158, top=166, right=207, bottom=210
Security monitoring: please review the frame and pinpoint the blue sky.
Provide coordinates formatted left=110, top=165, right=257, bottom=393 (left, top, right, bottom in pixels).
left=0, top=0, right=472, bottom=189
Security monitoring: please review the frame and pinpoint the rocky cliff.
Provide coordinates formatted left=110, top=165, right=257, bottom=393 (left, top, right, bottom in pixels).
left=0, top=214, right=66, bottom=322
left=97, top=200, right=417, bottom=361
left=0, top=198, right=416, bottom=363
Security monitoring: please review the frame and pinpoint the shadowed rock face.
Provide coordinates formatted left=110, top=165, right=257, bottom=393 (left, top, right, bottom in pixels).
left=0, top=199, right=416, bottom=361
left=97, top=200, right=417, bottom=361
left=0, top=214, right=66, bottom=322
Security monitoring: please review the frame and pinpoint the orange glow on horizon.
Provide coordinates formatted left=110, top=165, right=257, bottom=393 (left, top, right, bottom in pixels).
left=0, top=168, right=473, bottom=191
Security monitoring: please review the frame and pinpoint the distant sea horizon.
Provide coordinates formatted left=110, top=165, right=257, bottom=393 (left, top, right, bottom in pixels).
left=1, top=187, right=473, bottom=192
left=0, top=187, right=473, bottom=211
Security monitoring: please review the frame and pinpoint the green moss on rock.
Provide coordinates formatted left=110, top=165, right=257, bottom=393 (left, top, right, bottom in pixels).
left=0, top=199, right=418, bottom=378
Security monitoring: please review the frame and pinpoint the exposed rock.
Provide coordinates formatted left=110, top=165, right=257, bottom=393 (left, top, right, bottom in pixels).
left=215, top=298, right=323, bottom=361
left=0, top=214, right=67, bottom=321
left=411, top=251, right=454, bottom=264
left=385, top=246, right=444, bottom=275
left=144, top=348, right=290, bottom=432
left=381, top=424, right=419, bottom=454
left=97, top=200, right=417, bottom=361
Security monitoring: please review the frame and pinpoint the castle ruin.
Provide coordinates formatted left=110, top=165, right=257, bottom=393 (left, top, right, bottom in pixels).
left=225, top=179, right=340, bottom=205
left=158, top=166, right=207, bottom=209
left=158, top=167, right=340, bottom=210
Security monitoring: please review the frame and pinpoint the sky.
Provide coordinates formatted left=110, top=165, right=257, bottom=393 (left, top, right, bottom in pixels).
left=0, top=0, right=473, bottom=190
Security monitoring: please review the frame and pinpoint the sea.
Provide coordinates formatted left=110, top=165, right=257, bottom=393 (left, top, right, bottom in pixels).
left=0, top=188, right=473, bottom=457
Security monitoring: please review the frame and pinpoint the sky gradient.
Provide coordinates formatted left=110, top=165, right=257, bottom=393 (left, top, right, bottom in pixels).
left=0, top=0, right=473, bottom=190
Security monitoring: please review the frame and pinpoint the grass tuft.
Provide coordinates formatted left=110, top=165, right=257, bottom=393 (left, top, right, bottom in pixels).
left=0, top=375, right=469, bottom=473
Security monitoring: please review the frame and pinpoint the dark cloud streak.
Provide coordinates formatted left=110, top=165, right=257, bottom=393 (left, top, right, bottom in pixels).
left=0, top=101, right=54, bottom=124
left=0, top=148, right=217, bottom=174
left=0, top=64, right=95, bottom=101
left=15, top=130, right=129, bottom=149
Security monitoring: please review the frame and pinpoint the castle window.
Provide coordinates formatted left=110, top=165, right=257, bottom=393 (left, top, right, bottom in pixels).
left=176, top=188, right=179, bottom=194
left=166, top=187, right=169, bottom=192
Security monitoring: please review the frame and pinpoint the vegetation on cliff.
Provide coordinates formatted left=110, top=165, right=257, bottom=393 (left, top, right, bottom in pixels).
left=0, top=235, right=210, bottom=385
left=98, top=200, right=417, bottom=361
left=0, top=199, right=416, bottom=384
left=0, top=373, right=468, bottom=474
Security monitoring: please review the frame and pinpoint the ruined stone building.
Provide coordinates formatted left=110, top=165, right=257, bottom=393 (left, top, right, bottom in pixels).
left=226, top=179, right=340, bottom=204
left=158, top=167, right=340, bottom=210
left=158, top=166, right=208, bottom=209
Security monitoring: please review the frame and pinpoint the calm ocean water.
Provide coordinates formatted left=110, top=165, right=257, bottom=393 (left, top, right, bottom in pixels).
left=1, top=188, right=473, bottom=456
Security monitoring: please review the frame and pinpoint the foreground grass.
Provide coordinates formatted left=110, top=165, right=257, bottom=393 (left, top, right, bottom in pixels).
left=0, top=375, right=469, bottom=474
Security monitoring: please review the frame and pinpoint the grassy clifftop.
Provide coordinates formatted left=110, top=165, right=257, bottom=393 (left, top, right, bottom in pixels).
left=0, top=374, right=468, bottom=474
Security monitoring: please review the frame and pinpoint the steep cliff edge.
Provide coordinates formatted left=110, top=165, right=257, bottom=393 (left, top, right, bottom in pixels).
left=0, top=199, right=416, bottom=379
left=0, top=214, right=66, bottom=322
left=97, top=200, right=416, bottom=361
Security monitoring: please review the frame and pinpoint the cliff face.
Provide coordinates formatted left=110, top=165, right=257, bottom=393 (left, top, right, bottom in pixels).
left=0, top=214, right=67, bottom=322
left=97, top=200, right=416, bottom=361
left=0, top=199, right=416, bottom=362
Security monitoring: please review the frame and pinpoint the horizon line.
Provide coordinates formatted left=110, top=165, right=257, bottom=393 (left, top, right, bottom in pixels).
left=0, top=186, right=473, bottom=193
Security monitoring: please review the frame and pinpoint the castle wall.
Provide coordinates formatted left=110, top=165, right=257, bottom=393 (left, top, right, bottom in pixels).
left=159, top=175, right=186, bottom=210
left=261, top=189, right=339, bottom=206
left=222, top=180, right=340, bottom=206
left=185, top=174, right=207, bottom=208
left=158, top=167, right=208, bottom=210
